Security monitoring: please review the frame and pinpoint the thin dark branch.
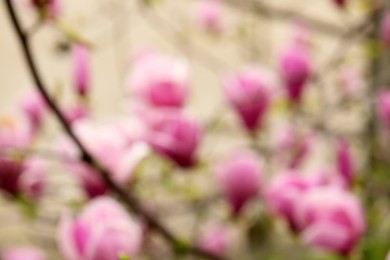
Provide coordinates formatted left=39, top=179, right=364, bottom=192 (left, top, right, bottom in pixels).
left=225, top=0, right=347, bottom=36
left=3, top=1, right=224, bottom=259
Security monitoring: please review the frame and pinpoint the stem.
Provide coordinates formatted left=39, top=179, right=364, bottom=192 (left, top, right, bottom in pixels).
left=3, top=1, right=224, bottom=259
left=225, top=0, right=347, bottom=36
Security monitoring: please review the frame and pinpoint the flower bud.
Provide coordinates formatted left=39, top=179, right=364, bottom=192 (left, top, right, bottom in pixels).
left=295, top=188, right=365, bottom=255
left=222, top=67, right=270, bottom=132
left=339, top=67, right=364, bottom=99
left=273, top=126, right=313, bottom=169
left=264, top=172, right=313, bottom=231
left=194, top=0, right=224, bottom=34
left=18, top=157, right=47, bottom=200
left=332, top=0, right=346, bottom=8
left=0, top=157, right=24, bottom=196
left=127, top=52, right=189, bottom=108
left=216, top=151, right=262, bottom=215
left=290, top=22, right=311, bottom=48
left=381, top=12, right=390, bottom=47
left=57, top=120, right=147, bottom=198
left=72, top=44, right=90, bottom=97
left=199, top=226, right=228, bottom=256
left=279, top=44, right=311, bottom=103
left=376, top=90, right=390, bottom=130
left=335, top=139, right=355, bottom=188
left=20, top=91, right=46, bottom=133
left=58, top=197, right=142, bottom=260
left=145, top=111, right=201, bottom=168
left=63, top=105, right=89, bottom=124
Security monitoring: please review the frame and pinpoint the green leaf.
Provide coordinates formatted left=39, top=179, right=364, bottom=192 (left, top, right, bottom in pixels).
left=173, top=239, right=190, bottom=255
left=55, top=21, right=93, bottom=48
left=117, top=252, right=130, bottom=260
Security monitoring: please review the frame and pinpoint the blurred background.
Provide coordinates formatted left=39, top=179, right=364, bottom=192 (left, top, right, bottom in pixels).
left=0, top=0, right=387, bottom=259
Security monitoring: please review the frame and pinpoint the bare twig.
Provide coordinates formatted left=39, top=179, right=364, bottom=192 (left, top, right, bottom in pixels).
left=224, top=0, right=347, bottom=36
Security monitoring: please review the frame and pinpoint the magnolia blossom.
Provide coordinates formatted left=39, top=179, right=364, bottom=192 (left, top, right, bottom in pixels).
left=63, top=105, right=89, bottom=124
left=305, top=169, right=347, bottom=190
left=335, top=139, right=355, bottom=188
left=19, top=157, right=47, bottom=200
left=0, top=157, right=24, bottom=196
left=127, top=52, right=189, bottom=108
left=58, top=197, right=142, bottom=260
left=290, top=22, right=311, bottom=48
left=199, top=226, right=228, bottom=256
left=194, top=0, right=224, bottom=33
left=216, top=151, right=262, bottom=214
left=222, top=67, right=270, bottom=132
left=57, top=120, right=149, bottom=198
left=264, top=172, right=314, bottom=231
left=273, top=126, right=313, bottom=169
left=0, top=120, right=44, bottom=198
left=0, top=118, right=33, bottom=150
left=72, top=45, right=90, bottom=96
left=145, top=111, right=201, bottom=168
left=376, top=90, right=390, bottom=130
left=279, top=44, right=311, bottom=103
left=1, top=247, right=46, bottom=260
left=332, top=0, right=346, bottom=8
left=0, top=156, right=46, bottom=200
left=295, top=188, right=365, bottom=255
left=339, top=67, right=364, bottom=99
left=20, top=90, right=46, bottom=133
left=381, top=12, right=390, bottom=47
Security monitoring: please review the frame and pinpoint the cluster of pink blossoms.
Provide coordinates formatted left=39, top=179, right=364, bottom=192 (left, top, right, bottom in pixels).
left=6, top=0, right=390, bottom=259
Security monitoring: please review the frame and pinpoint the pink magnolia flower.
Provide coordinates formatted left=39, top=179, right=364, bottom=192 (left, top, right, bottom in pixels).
left=0, top=118, right=33, bottom=150
left=0, top=120, right=37, bottom=197
left=215, top=151, right=262, bottom=215
left=273, top=126, right=313, bottom=169
left=279, top=44, right=311, bottom=103
left=376, top=90, right=390, bottom=130
left=20, top=91, right=46, bottom=133
left=335, top=139, right=355, bottom=188
left=72, top=45, right=90, bottom=96
left=295, top=188, right=365, bottom=255
left=291, top=22, right=311, bottom=48
left=57, top=120, right=148, bottom=198
left=127, top=52, right=189, bottom=108
left=382, top=12, right=390, bottom=47
left=264, top=172, right=314, bottom=231
left=339, top=67, right=364, bottom=99
left=199, top=226, right=228, bottom=256
left=145, top=111, right=201, bottom=168
left=194, top=0, right=224, bottom=34
left=305, top=169, right=347, bottom=190
left=0, top=156, right=46, bottom=200
left=58, top=197, right=142, bottom=260
left=18, top=157, right=47, bottom=200
left=222, top=67, right=270, bottom=132
left=0, top=157, right=24, bottom=196
left=1, top=247, right=46, bottom=260
left=332, top=0, right=346, bottom=8
left=64, top=105, right=89, bottom=124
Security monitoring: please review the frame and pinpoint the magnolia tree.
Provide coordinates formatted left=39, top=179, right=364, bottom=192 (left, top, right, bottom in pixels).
left=2, top=0, right=390, bottom=259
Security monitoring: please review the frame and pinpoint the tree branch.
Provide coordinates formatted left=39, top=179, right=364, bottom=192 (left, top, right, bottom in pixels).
left=2, top=1, right=225, bottom=259
left=225, top=0, right=347, bottom=36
